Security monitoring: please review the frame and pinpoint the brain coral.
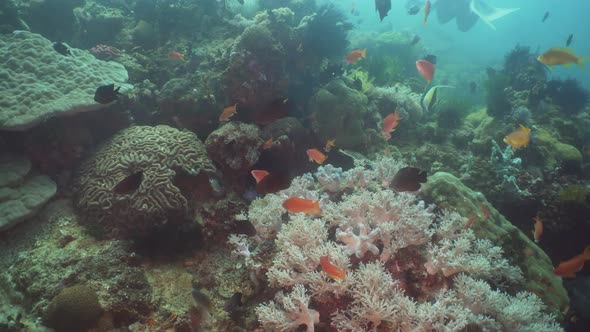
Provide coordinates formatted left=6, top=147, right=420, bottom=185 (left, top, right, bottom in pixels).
left=43, top=284, right=102, bottom=332
left=73, top=125, right=217, bottom=238
left=0, top=31, right=131, bottom=131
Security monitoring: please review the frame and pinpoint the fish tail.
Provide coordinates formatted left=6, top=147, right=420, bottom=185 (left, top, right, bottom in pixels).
left=312, top=200, right=322, bottom=215
left=583, top=245, right=590, bottom=260
left=577, top=57, right=590, bottom=69
left=361, top=49, right=367, bottom=58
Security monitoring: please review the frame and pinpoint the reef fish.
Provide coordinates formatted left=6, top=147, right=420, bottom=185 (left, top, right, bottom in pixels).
left=391, top=166, right=427, bottom=192
left=262, top=137, right=274, bottom=150
left=532, top=215, right=543, bottom=243
left=94, top=84, right=121, bottom=104
left=375, top=0, right=392, bottom=22
left=421, top=85, right=454, bottom=112
left=283, top=197, right=321, bottom=216
left=423, top=0, right=432, bottom=25
left=416, top=59, right=435, bottom=84
left=566, top=34, right=574, bottom=47
left=382, top=111, right=400, bottom=140
left=53, top=42, right=71, bottom=56
left=537, top=47, right=590, bottom=69
left=256, top=172, right=291, bottom=194
left=307, top=148, right=327, bottom=165
left=407, top=5, right=420, bottom=15
left=324, top=139, right=336, bottom=153
left=503, top=124, right=531, bottom=151
left=169, top=51, right=185, bottom=61
left=192, top=289, right=212, bottom=312
left=251, top=170, right=270, bottom=184
left=553, top=245, right=590, bottom=278
left=408, top=35, right=421, bottom=46
left=346, top=48, right=367, bottom=64
left=113, top=171, right=143, bottom=194
left=542, top=11, right=549, bottom=23
left=320, top=256, right=346, bottom=280
left=220, top=104, right=237, bottom=121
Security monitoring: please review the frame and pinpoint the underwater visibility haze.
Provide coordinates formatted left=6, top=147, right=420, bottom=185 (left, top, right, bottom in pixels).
left=1, top=0, right=590, bottom=331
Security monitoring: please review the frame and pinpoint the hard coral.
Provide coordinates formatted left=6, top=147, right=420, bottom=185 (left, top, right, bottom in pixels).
left=73, top=125, right=217, bottom=238
left=43, top=284, right=102, bottom=332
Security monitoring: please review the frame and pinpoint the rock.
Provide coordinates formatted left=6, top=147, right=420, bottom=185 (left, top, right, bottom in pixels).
left=205, top=122, right=262, bottom=175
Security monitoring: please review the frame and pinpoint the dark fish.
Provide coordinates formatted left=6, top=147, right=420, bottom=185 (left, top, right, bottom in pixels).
left=253, top=98, right=291, bottom=125
left=469, top=81, right=477, bottom=94
left=53, top=42, right=71, bottom=56
left=192, top=289, right=212, bottom=311
left=408, top=35, right=421, bottom=46
left=422, top=54, right=437, bottom=65
left=566, top=34, right=574, bottom=47
left=408, top=5, right=420, bottom=15
left=256, top=172, right=291, bottom=194
left=113, top=171, right=143, bottom=194
left=234, top=219, right=257, bottom=236
left=375, top=0, right=392, bottom=22
left=542, top=11, right=549, bottom=22
left=486, top=66, right=496, bottom=78
left=224, top=292, right=245, bottom=322
left=94, top=84, right=121, bottom=104
left=391, top=166, right=427, bottom=192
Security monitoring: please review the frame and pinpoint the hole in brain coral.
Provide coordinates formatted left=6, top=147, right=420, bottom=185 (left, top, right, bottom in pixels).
left=113, top=171, right=143, bottom=195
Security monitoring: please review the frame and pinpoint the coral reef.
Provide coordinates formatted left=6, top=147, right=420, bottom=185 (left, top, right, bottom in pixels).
left=205, top=122, right=262, bottom=176
left=73, top=125, right=217, bottom=238
left=0, top=31, right=131, bottom=131
left=545, top=79, right=589, bottom=115
left=0, top=154, right=57, bottom=232
left=43, top=284, right=102, bottom=332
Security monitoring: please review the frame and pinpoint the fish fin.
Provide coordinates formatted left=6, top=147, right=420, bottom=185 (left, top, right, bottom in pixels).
left=312, top=200, right=322, bottom=215
left=563, top=63, right=573, bottom=68
left=361, top=49, right=367, bottom=58
left=577, top=57, right=590, bottom=69
left=551, top=47, right=575, bottom=54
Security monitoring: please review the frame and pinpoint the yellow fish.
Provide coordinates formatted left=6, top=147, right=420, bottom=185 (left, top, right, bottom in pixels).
left=537, top=47, right=590, bottom=69
left=503, top=124, right=531, bottom=151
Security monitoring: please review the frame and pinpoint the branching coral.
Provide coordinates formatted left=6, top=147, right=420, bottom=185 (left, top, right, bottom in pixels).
left=256, top=285, right=320, bottom=332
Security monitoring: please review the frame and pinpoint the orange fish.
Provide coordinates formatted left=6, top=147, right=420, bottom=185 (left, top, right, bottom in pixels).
left=503, top=124, right=531, bottom=151
left=324, top=139, right=336, bottom=152
left=263, top=137, right=274, bottom=149
left=553, top=245, right=590, bottom=278
left=307, top=148, right=327, bottom=164
left=220, top=104, right=237, bottom=121
left=169, top=51, right=185, bottom=61
left=532, top=215, right=543, bottom=243
left=416, top=60, right=435, bottom=84
left=283, top=197, right=322, bottom=216
left=346, top=48, right=366, bottom=63
left=423, top=0, right=431, bottom=25
left=320, top=256, right=346, bottom=280
left=251, top=170, right=270, bottom=184
left=382, top=111, right=400, bottom=140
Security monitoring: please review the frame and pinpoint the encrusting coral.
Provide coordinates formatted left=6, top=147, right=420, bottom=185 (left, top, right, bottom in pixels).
left=229, top=157, right=564, bottom=331
left=73, top=125, right=217, bottom=238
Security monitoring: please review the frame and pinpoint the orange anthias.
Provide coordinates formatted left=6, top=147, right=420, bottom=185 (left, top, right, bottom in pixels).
left=553, top=245, right=590, bottom=278
left=251, top=170, right=270, bottom=184
left=283, top=197, right=321, bottom=216
left=346, top=48, right=367, bottom=63
left=169, top=51, right=185, bottom=61
left=423, top=0, right=431, bottom=25
left=416, top=60, right=435, bottom=84
left=532, top=215, right=543, bottom=243
left=382, top=111, right=401, bottom=140
left=320, top=256, right=346, bottom=281
left=324, top=139, right=336, bottom=152
left=503, top=124, right=531, bottom=151
left=263, top=137, right=274, bottom=149
left=306, top=148, right=327, bottom=164
left=219, top=104, right=238, bottom=121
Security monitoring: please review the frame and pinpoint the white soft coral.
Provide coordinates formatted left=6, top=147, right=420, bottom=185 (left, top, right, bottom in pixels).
left=256, top=285, right=319, bottom=332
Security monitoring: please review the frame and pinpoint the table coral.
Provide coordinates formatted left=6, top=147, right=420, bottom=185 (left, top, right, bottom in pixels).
left=0, top=31, right=131, bottom=131
left=73, top=125, right=217, bottom=238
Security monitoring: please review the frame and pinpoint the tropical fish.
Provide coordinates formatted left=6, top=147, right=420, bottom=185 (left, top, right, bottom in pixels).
left=346, top=49, right=367, bottom=64
left=541, top=11, right=549, bottom=23
left=192, top=289, right=213, bottom=312
left=263, top=137, right=274, bottom=150
left=283, top=197, right=321, bottom=216
left=469, top=81, right=477, bottom=94
left=469, top=0, right=520, bottom=30
left=251, top=170, right=269, bottom=184
left=408, top=35, right=421, bottom=46
left=407, top=5, right=420, bottom=15
left=503, top=124, right=531, bottom=151
left=391, top=166, right=427, bottom=192
left=94, top=84, right=121, bottom=104
left=53, top=42, right=71, bottom=56
left=537, top=47, right=590, bottom=69
left=566, top=34, right=574, bottom=47
left=532, top=215, right=543, bottom=243
left=256, top=172, right=291, bottom=194
left=169, top=51, right=185, bottom=61
left=220, top=104, right=237, bottom=121
left=416, top=59, right=435, bottom=84
left=113, top=171, right=143, bottom=194
left=421, top=85, right=454, bottom=112
left=422, top=54, right=437, bottom=65
left=307, top=148, right=327, bottom=164
left=375, top=0, right=392, bottom=22
left=423, top=0, right=431, bottom=25
left=382, top=111, right=400, bottom=140
left=319, top=256, right=346, bottom=280
left=553, top=245, right=590, bottom=278
left=324, top=139, right=336, bottom=152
